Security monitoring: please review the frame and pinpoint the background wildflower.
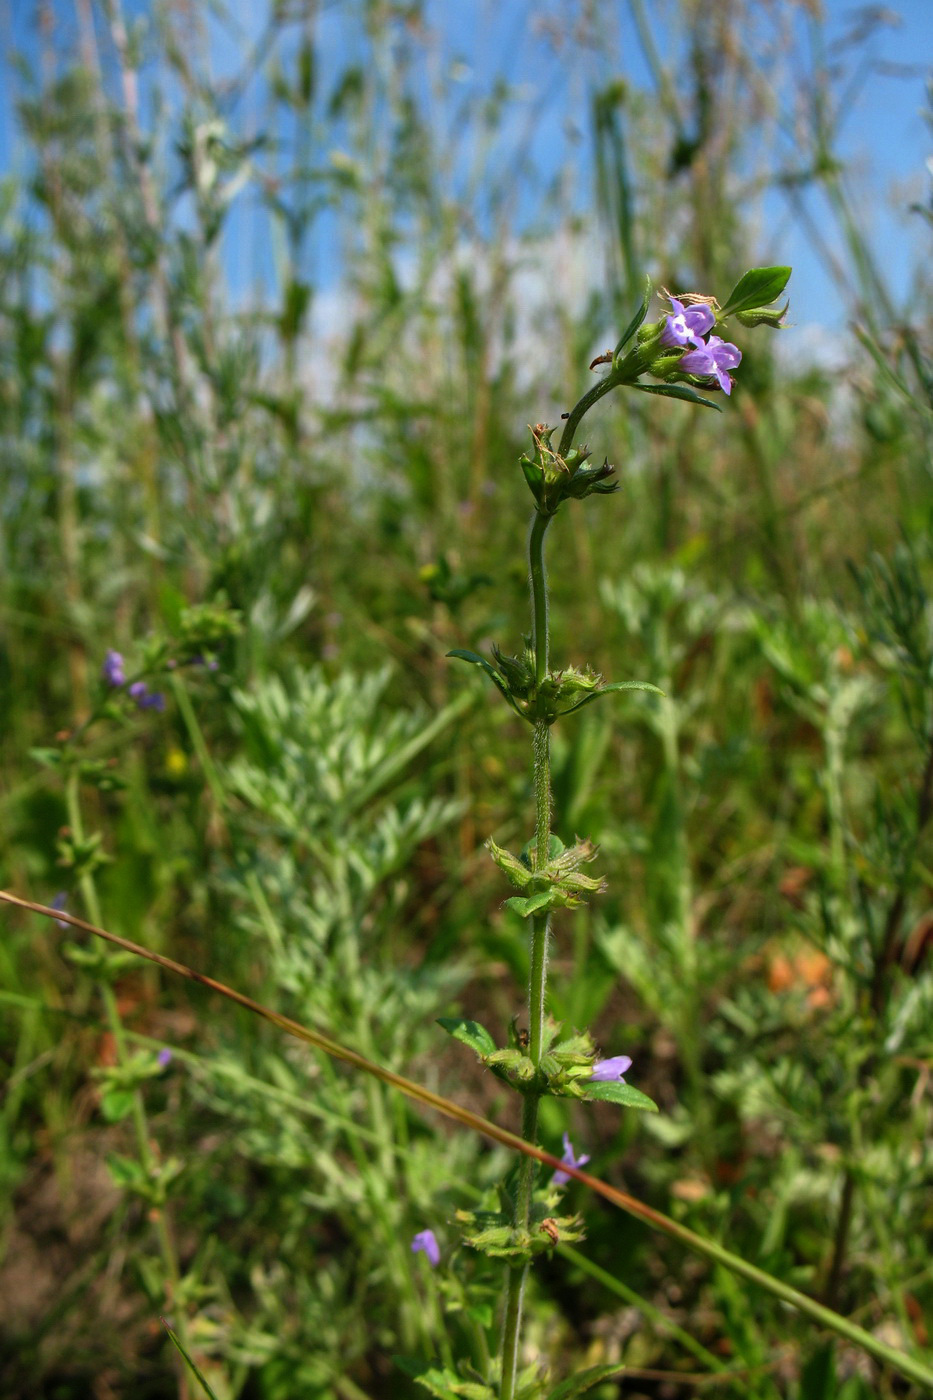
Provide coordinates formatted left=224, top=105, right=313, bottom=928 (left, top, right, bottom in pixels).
left=552, top=1133, right=591, bottom=1186
left=411, top=1229, right=440, bottom=1267
left=102, top=651, right=125, bottom=687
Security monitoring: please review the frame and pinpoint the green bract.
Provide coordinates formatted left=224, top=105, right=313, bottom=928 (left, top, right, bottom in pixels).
left=447, top=648, right=661, bottom=725
left=519, top=424, right=618, bottom=514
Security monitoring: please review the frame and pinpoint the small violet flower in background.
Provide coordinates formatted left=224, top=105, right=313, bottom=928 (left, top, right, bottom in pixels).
left=411, top=1228, right=440, bottom=1267
left=157, top=1048, right=173, bottom=1069
left=128, top=681, right=166, bottom=712
left=552, top=1132, right=590, bottom=1187
left=102, top=650, right=125, bottom=687
left=590, top=1055, right=633, bottom=1083
left=679, top=335, right=742, bottom=395
left=660, top=297, right=714, bottom=350
left=50, top=892, right=70, bottom=930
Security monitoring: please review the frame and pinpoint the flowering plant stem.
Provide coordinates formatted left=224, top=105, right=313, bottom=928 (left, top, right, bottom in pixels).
left=499, top=504, right=556, bottom=1399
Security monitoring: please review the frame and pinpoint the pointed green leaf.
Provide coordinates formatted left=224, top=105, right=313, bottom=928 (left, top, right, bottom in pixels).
left=504, top=892, right=554, bottom=919
left=447, top=648, right=499, bottom=679
left=162, top=1319, right=220, bottom=1399
left=561, top=680, right=663, bottom=716
left=585, top=1081, right=658, bottom=1111
left=520, top=457, right=544, bottom=503
left=447, top=650, right=526, bottom=719
left=395, top=1356, right=496, bottom=1399
left=545, top=1363, right=626, bottom=1399
left=630, top=382, right=721, bottom=411
left=437, top=1017, right=497, bottom=1058
left=106, top=1152, right=148, bottom=1192
left=600, top=681, right=663, bottom=695
left=735, top=300, right=788, bottom=329
left=720, top=265, right=791, bottom=317
left=613, top=276, right=652, bottom=357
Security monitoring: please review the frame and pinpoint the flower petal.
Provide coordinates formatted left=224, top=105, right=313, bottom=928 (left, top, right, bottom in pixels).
left=590, top=1055, right=633, bottom=1082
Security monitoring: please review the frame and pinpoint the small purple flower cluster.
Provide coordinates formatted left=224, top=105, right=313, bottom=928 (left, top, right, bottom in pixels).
left=102, top=651, right=165, bottom=711
left=128, top=681, right=166, bottom=711
left=660, top=297, right=742, bottom=396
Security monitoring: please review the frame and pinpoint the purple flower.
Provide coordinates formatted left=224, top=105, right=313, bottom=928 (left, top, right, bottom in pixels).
left=590, top=1055, right=633, bottom=1083
left=157, top=1048, right=173, bottom=1069
left=679, top=335, right=742, bottom=395
left=51, top=892, right=70, bottom=930
left=552, top=1132, right=590, bottom=1187
left=660, top=297, right=715, bottom=350
left=102, top=650, right=126, bottom=687
left=411, top=1229, right=440, bottom=1267
left=128, top=682, right=165, bottom=712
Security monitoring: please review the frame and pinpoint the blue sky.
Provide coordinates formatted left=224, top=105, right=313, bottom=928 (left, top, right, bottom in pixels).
left=0, top=1, right=929, bottom=339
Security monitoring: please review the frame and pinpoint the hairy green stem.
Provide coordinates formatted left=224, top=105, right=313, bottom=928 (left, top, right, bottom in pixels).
left=529, top=511, right=551, bottom=685
left=557, top=373, right=620, bottom=461
left=500, top=519, right=557, bottom=1398
left=499, top=1264, right=527, bottom=1400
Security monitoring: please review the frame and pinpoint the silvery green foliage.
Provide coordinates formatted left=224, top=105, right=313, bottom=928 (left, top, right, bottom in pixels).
left=190, top=666, right=473, bottom=1373
left=596, top=566, right=740, bottom=1038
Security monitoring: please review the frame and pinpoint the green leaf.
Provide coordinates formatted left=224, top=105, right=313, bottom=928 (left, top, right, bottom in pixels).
left=600, top=680, right=664, bottom=694
left=162, top=1320, right=220, bottom=1399
left=100, top=1088, right=137, bottom=1123
left=29, top=747, right=63, bottom=769
left=465, top=1301, right=494, bottom=1329
left=406, top=1367, right=495, bottom=1400
left=446, top=649, right=526, bottom=719
left=106, top=1152, right=149, bottom=1192
left=561, top=680, right=663, bottom=716
left=798, top=1342, right=836, bottom=1400
left=720, top=265, right=791, bottom=317
left=545, top=1363, right=626, bottom=1399
left=504, top=892, right=554, bottom=919
left=437, top=1017, right=497, bottom=1058
left=613, top=276, right=652, bottom=357
left=585, top=1081, right=658, bottom=1112
left=447, top=648, right=499, bottom=679
left=630, top=382, right=721, bottom=411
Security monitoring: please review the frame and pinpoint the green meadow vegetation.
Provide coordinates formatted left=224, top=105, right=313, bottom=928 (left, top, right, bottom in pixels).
left=0, top=2, right=931, bottom=1398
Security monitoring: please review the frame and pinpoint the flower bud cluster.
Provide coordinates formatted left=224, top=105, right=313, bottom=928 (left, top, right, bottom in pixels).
left=487, top=833, right=606, bottom=918
left=519, top=423, right=617, bottom=516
